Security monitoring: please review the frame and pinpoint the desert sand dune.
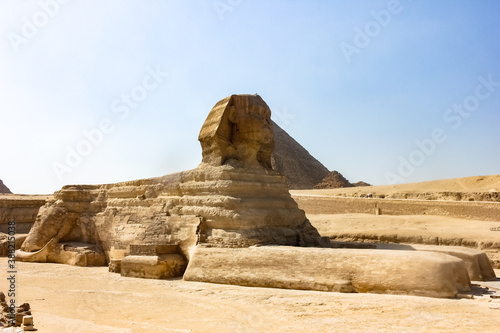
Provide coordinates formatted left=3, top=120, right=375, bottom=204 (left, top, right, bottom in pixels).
left=293, top=174, right=500, bottom=198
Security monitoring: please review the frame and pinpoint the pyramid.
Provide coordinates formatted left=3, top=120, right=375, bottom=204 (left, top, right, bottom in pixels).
left=271, top=122, right=329, bottom=189
left=0, top=180, right=11, bottom=194
left=314, top=170, right=354, bottom=189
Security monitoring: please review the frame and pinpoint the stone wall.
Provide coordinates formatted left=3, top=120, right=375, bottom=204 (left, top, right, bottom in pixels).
left=0, top=196, right=50, bottom=233
left=292, top=195, right=500, bottom=222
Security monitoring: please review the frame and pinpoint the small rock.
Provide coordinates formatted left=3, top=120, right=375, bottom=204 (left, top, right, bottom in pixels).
left=18, top=303, right=30, bottom=312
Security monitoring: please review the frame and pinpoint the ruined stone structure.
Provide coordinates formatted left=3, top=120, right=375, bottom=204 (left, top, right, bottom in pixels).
left=16, top=94, right=494, bottom=298
left=0, top=291, right=33, bottom=330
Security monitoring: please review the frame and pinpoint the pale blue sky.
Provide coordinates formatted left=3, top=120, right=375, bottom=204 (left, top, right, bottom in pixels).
left=1, top=0, right=499, bottom=194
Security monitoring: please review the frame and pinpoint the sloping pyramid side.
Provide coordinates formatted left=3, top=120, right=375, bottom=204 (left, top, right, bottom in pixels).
left=271, top=121, right=330, bottom=189
left=0, top=180, right=12, bottom=194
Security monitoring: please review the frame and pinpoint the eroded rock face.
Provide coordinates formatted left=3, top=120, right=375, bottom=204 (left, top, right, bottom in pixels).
left=18, top=94, right=326, bottom=266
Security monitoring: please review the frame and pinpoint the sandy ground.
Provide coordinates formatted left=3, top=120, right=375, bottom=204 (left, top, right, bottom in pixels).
left=0, top=258, right=499, bottom=333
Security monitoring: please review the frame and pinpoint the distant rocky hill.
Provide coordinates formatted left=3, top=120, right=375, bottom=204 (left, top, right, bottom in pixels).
left=314, top=171, right=371, bottom=189
left=271, top=122, right=330, bottom=189
left=352, top=181, right=371, bottom=187
left=0, top=180, right=11, bottom=194
left=314, top=170, right=353, bottom=189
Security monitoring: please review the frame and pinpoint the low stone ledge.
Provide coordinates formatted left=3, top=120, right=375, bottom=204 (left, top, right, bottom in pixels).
left=184, top=246, right=471, bottom=298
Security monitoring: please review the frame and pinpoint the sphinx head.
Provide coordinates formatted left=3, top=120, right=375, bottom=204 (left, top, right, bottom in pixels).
left=198, top=94, right=274, bottom=169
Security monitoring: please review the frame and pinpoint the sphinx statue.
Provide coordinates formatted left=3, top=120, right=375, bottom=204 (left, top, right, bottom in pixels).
left=18, top=94, right=326, bottom=267
left=17, top=94, right=482, bottom=297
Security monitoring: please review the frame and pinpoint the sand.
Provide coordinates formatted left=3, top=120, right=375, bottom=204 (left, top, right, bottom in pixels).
left=0, top=259, right=499, bottom=332
left=292, top=174, right=500, bottom=197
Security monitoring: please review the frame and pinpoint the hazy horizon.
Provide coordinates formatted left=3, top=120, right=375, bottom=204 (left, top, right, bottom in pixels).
left=1, top=0, right=499, bottom=194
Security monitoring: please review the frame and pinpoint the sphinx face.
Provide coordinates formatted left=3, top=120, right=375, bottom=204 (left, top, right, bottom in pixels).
left=230, top=104, right=273, bottom=148
left=199, top=94, right=275, bottom=169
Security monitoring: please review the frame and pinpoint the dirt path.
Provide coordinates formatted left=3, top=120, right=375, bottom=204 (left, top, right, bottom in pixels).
left=1, top=259, right=499, bottom=332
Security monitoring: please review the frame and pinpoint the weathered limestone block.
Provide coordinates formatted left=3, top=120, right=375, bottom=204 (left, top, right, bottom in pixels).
left=411, top=245, right=496, bottom=281
left=120, top=244, right=187, bottom=279
left=51, top=242, right=106, bottom=266
left=0, top=299, right=32, bottom=330
left=108, top=259, right=122, bottom=273
left=184, top=246, right=471, bottom=298
left=129, top=244, right=179, bottom=255
left=21, top=315, right=34, bottom=331
left=99, top=211, right=201, bottom=261
left=121, top=254, right=187, bottom=279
